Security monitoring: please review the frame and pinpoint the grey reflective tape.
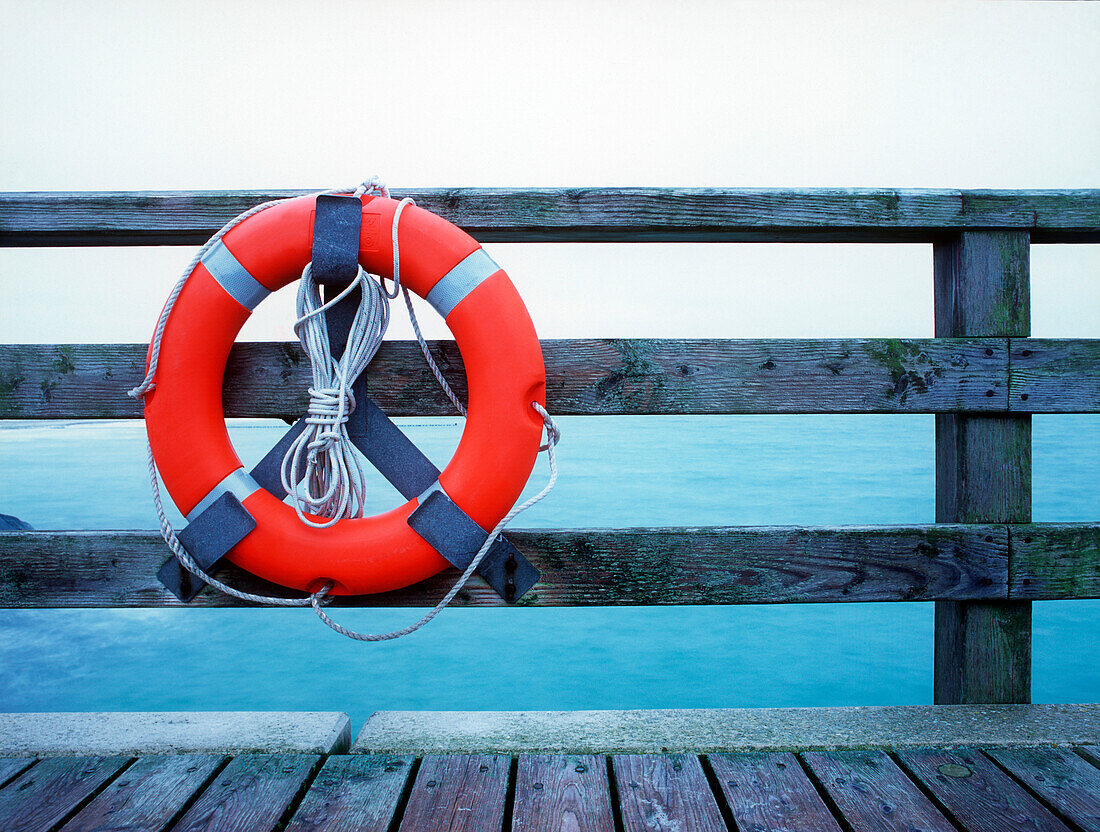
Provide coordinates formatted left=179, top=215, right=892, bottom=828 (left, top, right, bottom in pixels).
left=416, top=479, right=448, bottom=506
left=201, top=241, right=271, bottom=311
left=425, top=248, right=500, bottom=319
left=186, top=468, right=262, bottom=523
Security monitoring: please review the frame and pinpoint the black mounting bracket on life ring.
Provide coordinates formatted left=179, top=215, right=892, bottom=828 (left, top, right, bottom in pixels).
left=157, top=194, right=540, bottom=603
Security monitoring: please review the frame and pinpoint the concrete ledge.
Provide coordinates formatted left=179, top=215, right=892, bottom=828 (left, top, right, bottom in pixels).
left=0, top=711, right=351, bottom=758
left=353, top=704, right=1100, bottom=754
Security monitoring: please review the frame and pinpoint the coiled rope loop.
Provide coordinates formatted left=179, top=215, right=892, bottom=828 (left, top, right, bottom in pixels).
left=280, top=266, right=386, bottom=528
left=278, top=196, right=416, bottom=528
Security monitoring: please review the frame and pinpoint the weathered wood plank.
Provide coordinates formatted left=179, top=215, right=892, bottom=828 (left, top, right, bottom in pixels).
left=897, top=747, right=1073, bottom=832
left=986, top=747, right=1100, bottom=832
left=397, top=754, right=509, bottom=832
left=1011, top=523, right=1100, bottom=600
left=933, top=597, right=1033, bottom=703
left=0, top=525, right=1011, bottom=608
left=0, top=758, right=35, bottom=788
left=512, top=754, right=613, bottom=832
left=1010, top=339, right=1100, bottom=413
left=61, top=754, right=225, bottom=832
left=3, top=189, right=1099, bottom=245
left=1079, top=747, right=1100, bottom=768
left=708, top=752, right=842, bottom=832
left=934, top=230, right=1032, bottom=705
left=612, top=754, right=726, bottom=832
left=170, top=754, right=319, bottom=832
left=4, top=337, right=1086, bottom=419
left=0, top=756, right=129, bottom=832
left=0, top=338, right=1020, bottom=420
left=801, top=750, right=955, bottom=832
left=283, top=755, right=414, bottom=832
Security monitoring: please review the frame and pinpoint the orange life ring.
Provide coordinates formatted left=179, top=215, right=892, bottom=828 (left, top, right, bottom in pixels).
left=143, top=194, right=546, bottom=595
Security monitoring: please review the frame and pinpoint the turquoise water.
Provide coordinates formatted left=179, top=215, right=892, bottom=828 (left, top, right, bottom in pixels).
left=1, top=415, right=1097, bottom=731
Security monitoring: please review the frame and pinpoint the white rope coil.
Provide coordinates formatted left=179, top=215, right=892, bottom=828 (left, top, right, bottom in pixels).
left=129, top=177, right=560, bottom=638
left=280, top=267, right=385, bottom=528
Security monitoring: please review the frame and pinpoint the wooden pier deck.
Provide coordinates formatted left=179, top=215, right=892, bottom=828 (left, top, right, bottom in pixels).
left=3, top=745, right=1100, bottom=831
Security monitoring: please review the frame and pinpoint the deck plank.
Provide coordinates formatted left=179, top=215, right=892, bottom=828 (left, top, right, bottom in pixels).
left=1079, top=747, right=1100, bottom=767
left=709, top=752, right=842, bottom=832
left=0, top=756, right=129, bottom=832
left=170, top=753, right=319, bottom=832
left=397, top=754, right=510, bottom=832
left=612, top=754, right=726, bottom=832
left=896, top=747, right=1072, bottom=832
left=985, top=747, right=1100, bottom=832
left=0, top=758, right=36, bottom=787
left=61, top=754, right=224, bottom=832
left=284, top=755, right=414, bottom=832
left=512, top=754, right=614, bottom=832
left=801, top=750, right=955, bottom=832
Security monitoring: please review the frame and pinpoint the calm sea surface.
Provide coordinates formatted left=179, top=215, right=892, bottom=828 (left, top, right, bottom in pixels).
left=1, top=415, right=1097, bottom=732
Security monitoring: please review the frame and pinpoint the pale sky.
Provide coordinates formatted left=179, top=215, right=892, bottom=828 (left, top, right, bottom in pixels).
left=2, top=0, right=1097, bottom=344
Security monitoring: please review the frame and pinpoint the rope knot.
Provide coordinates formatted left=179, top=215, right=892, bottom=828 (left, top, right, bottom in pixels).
left=354, top=176, right=389, bottom=199
left=304, top=384, right=356, bottom=460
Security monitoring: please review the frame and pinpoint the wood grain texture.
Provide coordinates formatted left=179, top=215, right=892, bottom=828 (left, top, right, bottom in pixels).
left=896, top=747, right=1072, bottom=832
left=1011, top=523, right=1100, bottom=600
left=0, top=525, right=1012, bottom=608
left=0, top=338, right=1023, bottom=420
left=933, top=598, right=1033, bottom=705
left=170, top=754, right=319, bottom=832
left=283, top=755, right=414, bottom=832
left=397, top=754, right=510, bottom=832
left=0, top=758, right=35, bottom=788
left=0, top=756, right=129, bottom=832
left=986, top=747, right=1100, bottom=832
left=1078, top=747, right=1100, bottom=769
left=62, top=754, right=225, bottom=832
left=935, top=414, right=1033, bottom=526
left=3, top=188, right=1099, bottom=245
left=934, top=230, right=1032, bottom=705
left=1010, top=339, right=1100, bottom=413
left=801, top=750, right=956, bottom=832
left=708, top=752, right=842, bottom=832
left=935, top=231, right=1031, bottom=339
left=512, top=755, right=614, bottom=832
left=612, top=754, right=726, bottom=832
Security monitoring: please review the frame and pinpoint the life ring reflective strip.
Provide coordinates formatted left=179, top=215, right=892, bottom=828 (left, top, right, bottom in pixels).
left=144, top=193, right=546, bottom=596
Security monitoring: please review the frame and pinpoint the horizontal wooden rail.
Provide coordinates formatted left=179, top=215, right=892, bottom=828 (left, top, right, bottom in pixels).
left=2, top=189, right=1099, bottom=246
left=1009, top=339, right=1100, bottom=412
left=1, top=523, right=1096, bottom=608
left=1, top=338, right=1096, bottom=419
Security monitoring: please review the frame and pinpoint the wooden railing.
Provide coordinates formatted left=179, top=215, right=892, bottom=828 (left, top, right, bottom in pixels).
left=1, top=189, right=1098, bottom=707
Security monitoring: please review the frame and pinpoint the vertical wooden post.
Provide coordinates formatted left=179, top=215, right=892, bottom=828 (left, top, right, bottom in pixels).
left=933, top=231, right=1032, bottom=704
